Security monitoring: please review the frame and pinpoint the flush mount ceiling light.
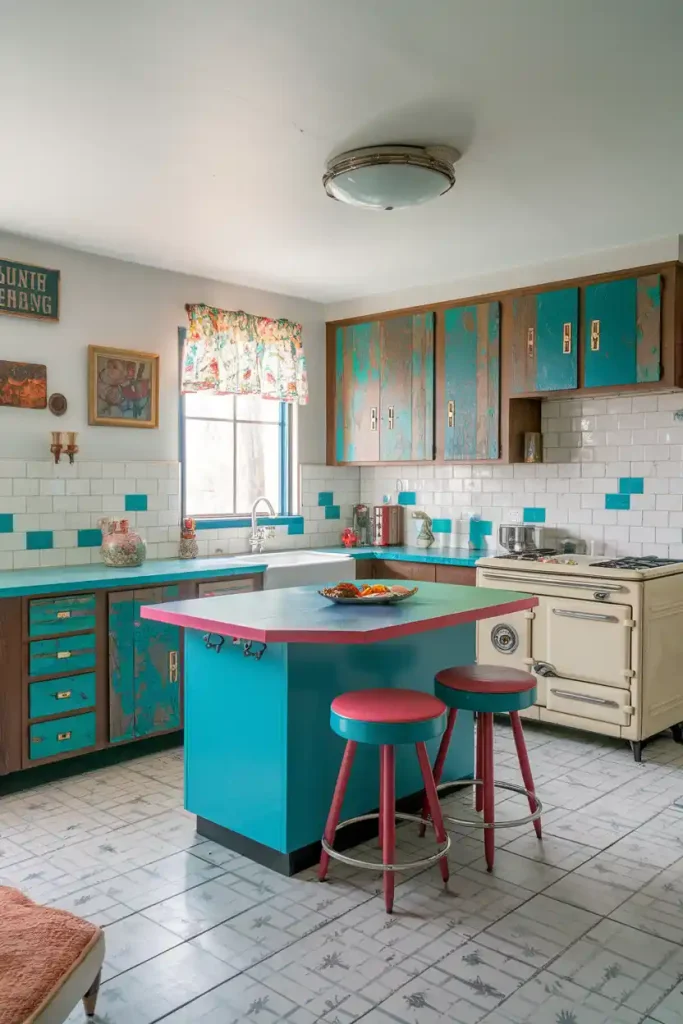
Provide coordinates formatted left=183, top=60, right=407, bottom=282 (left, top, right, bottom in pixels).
left=323, top=144, right=460, bottom=211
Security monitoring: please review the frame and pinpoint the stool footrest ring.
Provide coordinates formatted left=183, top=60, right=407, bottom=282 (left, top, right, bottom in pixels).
left=322, top=811, right=451, bottom=872
left=435, top=779, right=542, bottom=830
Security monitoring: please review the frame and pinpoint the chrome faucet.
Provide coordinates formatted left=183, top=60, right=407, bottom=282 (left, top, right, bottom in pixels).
left=250, top=496, right=276, bottom=552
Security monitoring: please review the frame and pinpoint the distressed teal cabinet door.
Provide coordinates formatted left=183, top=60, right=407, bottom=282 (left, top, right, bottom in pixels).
left=379, top=313, right=434, bottom=462
left=443, top=301, right=500, bottom=460
left=133, top=586, right=181, bottom=738
left=335, top=322, right=380, bottom=462
left=109, top=591, right=135, bottom=742
left=584, top=274, right=661, bottom=388
left=511, top=288, right=578, bottom=393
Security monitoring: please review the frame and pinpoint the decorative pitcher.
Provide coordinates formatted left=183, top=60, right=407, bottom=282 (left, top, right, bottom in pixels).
left=98, top=517, right=146, bottom=567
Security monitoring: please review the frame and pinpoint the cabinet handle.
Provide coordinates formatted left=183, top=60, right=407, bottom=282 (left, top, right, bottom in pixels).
left=447, top=400, right=455, bottom=428
left=527, top=327, right=535, bottom=356
left=550, top=688, right=619, bottom=709
left=562, top=323, right=572, bottom=354
left=56, top=650, right=72, bottom=660
left=169, top=650, right=179, bottom=683
left=388, top=406, right=395, bottom=430
left=370, top=407, right=378, bottom=431
left=591, top=319, right=600, bottom=351
left=55, top=690, right=72, bottom=700
left=57, top=731, right=72, bottom=742
left=56, top=610, right=71, bottom=620
left=552, top=608, right=618, bottom=623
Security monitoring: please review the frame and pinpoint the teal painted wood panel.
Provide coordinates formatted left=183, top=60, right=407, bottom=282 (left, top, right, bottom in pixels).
left=335, top=322, right=380, bottom=462
left=133, top=585, right=181, bottom=738
left=444, top=302, right=499, bottom=460
left=29, top=711, right=96, bottom=761
left=411, top=313, right=434, bottom=461
left=29, top=593, right=96, bottom=638
left=379, top=313, right=434, bottom=461
left=29, top=672, right=96, bottom=720
left=29, top=632, right=96, bottom=677
left=109, top=591, right=136, bottom=742
left=584, top=277, right=638, bottom=387
left=636, top=273, right=661, bottom=383
left=535, top=287, right=578, bottom=391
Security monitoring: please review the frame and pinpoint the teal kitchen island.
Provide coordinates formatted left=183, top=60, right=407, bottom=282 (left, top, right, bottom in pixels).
left=141, top=581, right=536, bottom=874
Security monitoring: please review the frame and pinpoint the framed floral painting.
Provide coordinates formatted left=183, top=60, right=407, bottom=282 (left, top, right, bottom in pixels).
left=88, top=345, right=159, bottom=428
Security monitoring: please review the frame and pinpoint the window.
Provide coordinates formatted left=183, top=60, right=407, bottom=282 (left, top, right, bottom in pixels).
left=181, top=392, right=291, bottom=519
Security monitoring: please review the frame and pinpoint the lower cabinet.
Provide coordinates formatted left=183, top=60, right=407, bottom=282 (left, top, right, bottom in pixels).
left=109, top=586, right=181, bottom=743
left=371, top=559, right=436, bottom=583
left=361, top=558, right=476, bottom=585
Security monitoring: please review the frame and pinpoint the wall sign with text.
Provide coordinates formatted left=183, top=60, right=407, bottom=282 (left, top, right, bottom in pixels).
left=0, top=259, right=60, bottom=321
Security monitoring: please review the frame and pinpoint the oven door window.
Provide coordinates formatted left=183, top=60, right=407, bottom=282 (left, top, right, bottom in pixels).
left=532, top=596, right=632, bottom=687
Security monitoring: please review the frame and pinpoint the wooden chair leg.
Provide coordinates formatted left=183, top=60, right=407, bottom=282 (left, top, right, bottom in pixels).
left=83, top=968, right=101, bottom=1017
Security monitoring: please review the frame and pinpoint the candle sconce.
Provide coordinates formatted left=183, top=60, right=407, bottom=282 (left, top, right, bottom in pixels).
left=50, top=431, right=63, bottom=464
left=49, top=431, right=79, bottom=464
left=64, top=431, right=79, bottom=464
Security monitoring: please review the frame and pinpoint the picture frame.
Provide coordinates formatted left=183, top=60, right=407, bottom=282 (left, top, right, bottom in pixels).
left=88, top=345, right=159, bottom=428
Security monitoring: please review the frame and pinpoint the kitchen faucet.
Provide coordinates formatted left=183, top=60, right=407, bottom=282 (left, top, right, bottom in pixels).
left=250, top=496, right=276, bottom=552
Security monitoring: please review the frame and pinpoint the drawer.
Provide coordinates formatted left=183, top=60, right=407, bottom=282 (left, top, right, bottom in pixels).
left=29, top=594, right=96, bottom=638
left=435, top=565, right=476, bottom=586
left=29, top=673, right=96, bottom=720
left=29, top=711, right=96, bottom=760
left=373, top=560, right=436, bottom=582
left=546, top=677, right=633, bottom=727
left=29, top=633, right=96, bottom=677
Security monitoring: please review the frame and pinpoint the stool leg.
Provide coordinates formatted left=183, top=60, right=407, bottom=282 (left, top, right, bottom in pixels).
left=318, top=740, right=357, bottom=881
left=482, top=712, right=495, bottom=872
left=378, top=746, right=384, bottom=848
left=416, top=742, right=449, bottom=885
left=510, top=711, right=542, bottom=839
left=475, top=711, right=484, bottom=813
left=418, top=707, right=457, bottom=836
left=381, top=744, right=396, bottom=913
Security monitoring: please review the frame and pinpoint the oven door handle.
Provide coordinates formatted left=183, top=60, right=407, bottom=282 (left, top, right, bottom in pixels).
left=550, top=688, right=619, bottom=709
left=552, top=608, right=619, bottom=623
left=480, top=572, right=627, bottom=593
left=533, top=661, right=558, bottom=677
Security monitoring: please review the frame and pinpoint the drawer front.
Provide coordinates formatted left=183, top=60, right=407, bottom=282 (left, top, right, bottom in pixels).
left=29, top=633, right=97, bottom=677
left=546, top=677, right=633, bottom=727
left=373, top=560, right=436, bottom=582
left=29, top=711, right=96, bottom=760
left=435, top=565, right=476, bottom=586
left=29, top=673, right=96, bottom=720
left=29, top=594, right=96, bottom=637
left=197, top=578, right=258, bottom=597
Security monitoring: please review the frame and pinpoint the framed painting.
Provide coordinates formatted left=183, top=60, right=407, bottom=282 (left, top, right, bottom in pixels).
left=0, top=360, right=47, bottom=409
left=88, top=345, right=159, bottom=428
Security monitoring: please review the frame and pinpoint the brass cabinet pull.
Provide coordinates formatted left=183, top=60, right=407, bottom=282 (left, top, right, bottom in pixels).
left=56, top=610, right=71, bottom=620
left=591, top=319, right=600, bottom=351
left=57, top=731, right=72, bottom=741
left=169, top=650, right=179, bottom=683
left=447, top=400, right=455, bottom=428
left=56, top=650, right=72, bottom=660
left=527, top=327, right=535, bottom=355
left=388, top=406, right=395, bottom=430
left=563, top=323, right=572, bottom=354
left=370, top=407, right=378, bottom=431
left=55, top=690, right=72, bottom=700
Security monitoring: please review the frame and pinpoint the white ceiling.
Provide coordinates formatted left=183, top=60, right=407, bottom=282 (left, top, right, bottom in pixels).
left=2, top=0, right=683, bottom=304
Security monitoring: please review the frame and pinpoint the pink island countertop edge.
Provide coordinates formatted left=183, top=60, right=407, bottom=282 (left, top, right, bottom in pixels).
left=140, top=580, right=537, bottom=645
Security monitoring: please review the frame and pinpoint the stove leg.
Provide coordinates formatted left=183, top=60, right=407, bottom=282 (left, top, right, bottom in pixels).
left=629, top=740, right=643, bottom=763
left=671, top=723, right=683, bottom=745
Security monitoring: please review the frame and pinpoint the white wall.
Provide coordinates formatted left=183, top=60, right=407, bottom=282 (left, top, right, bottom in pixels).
left=0, top=232, right=326, bottom=463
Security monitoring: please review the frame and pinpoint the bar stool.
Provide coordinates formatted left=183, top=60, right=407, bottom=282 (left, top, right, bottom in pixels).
left=319, top=688, right=451, bottom=913
left=420, top=665, right=542, bottom=872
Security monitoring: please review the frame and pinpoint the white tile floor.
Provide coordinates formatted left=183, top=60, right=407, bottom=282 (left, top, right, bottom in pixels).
left=2, top=721, right=683, bottom=1022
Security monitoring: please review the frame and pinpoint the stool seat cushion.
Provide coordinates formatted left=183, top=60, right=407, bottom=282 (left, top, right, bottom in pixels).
left=331, top=689, right=447, bottom=745
left=435, top=665, right=537, bottom=714
left=0, top=885, right=102, bottom=1024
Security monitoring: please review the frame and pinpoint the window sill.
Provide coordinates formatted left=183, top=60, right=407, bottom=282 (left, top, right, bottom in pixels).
left=195, top=515, right=304, bottom=535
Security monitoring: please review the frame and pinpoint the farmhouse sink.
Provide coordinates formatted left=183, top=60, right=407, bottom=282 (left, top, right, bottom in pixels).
left=233, top=549, right=354, bottom=590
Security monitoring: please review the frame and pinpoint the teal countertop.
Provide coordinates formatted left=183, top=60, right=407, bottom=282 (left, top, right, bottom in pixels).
left=319, top=545, right=485, bottom=567
left=0, top=557, right=267, bottom=598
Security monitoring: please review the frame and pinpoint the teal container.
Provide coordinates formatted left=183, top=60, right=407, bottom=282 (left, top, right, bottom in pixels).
left=29, top=672, right=96, bottom=720
left=29, top=594, right=96, bottom=638
left=29, top=633, right=96, bottom=677
left=29, top=711, right=96, bottom=760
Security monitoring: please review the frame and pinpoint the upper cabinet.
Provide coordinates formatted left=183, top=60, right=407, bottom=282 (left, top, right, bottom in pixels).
left=334, top=313, right=434, bottom=463
left=583, top=274, right=661, bottom=388
left=511, top=287, right=579, bottom=394
left=440, top=301, right=501, bottom=461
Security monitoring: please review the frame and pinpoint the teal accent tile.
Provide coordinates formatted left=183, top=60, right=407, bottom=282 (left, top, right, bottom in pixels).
left=27, top=531, right=53, bottom=550
left=397, top=492, right=416, bottom=505
left=619, top=478, right=644, bottom=494
left=469, top=519, right=493, bottom=542
left=287, top=519, right=305, bottom=535
left=0, top=514, right=13, bottom=533
left=324, top=505, right=341, bottom=520
left=78, top=529, right=102, bottom=548
left=431, top=518, right=452, bottom=534
left=317, top=492, right=334, bottom=506
left=606, top=493, right=630, bottom=510
left=523, top=508, right=546, bottom=523
left=125, top=494, right=147, bottom=512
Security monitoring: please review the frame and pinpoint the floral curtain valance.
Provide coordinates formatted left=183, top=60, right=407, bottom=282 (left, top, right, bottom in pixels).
left=182, top=303, right=308, bottom=405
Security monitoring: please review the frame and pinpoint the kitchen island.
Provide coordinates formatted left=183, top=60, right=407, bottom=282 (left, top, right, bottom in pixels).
left=141, top=581, right=537, bottom=874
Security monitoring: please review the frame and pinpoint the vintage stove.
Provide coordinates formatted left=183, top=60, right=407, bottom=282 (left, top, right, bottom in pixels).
left=475, top=551, right=683, bottom=759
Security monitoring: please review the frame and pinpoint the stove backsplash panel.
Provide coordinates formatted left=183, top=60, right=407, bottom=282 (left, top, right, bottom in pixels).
left=359, top=393, right=683, bottom=560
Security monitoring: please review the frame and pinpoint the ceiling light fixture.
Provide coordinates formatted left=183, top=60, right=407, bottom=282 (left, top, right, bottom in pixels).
left=323, top=144, right=460, bottom=211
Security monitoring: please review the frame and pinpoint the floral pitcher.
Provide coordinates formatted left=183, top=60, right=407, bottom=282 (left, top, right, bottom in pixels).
left=98, top=518, right=146, bottom=567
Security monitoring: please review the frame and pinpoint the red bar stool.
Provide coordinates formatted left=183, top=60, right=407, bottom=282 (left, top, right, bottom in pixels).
left=319, top=688, right=451, bottom=913
left=420, top=665, right=542, bottom=872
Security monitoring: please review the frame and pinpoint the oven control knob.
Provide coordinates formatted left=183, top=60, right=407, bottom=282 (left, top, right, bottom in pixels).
left=593, top=591, right=609, bottom=600
left=491, top=623, right=519, bottom=654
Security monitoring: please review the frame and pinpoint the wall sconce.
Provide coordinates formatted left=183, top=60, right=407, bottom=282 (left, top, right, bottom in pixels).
left=50, top=431, right=63, bottom=463
left=64, top=431, right=79, bottom=464
left=50, top=431, right=79, bottom=464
